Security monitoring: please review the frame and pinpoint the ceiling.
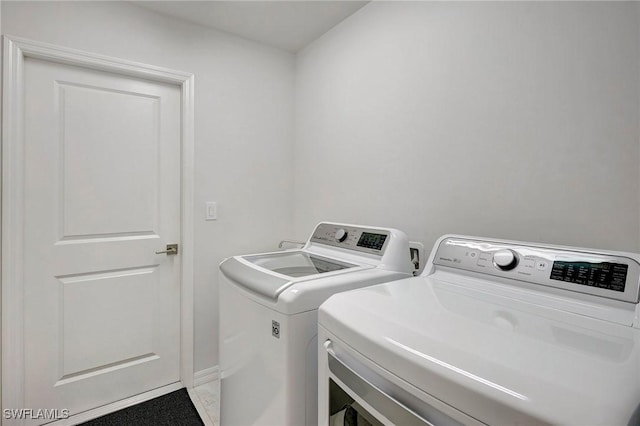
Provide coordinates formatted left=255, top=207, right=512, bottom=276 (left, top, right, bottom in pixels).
left=132, top=1, right=369, bottom=52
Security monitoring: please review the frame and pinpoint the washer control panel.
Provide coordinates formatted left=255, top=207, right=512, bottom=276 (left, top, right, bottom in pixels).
left=310, top=223, right=390, bottom=256
left=433, top=237, right=640, bottom=303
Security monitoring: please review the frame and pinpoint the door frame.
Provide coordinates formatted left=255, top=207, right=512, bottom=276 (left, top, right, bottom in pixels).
left=1, top=35, right=196, bottom=419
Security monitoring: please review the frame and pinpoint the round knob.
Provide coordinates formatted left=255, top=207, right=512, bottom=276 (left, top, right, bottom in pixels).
left=335, top=229, right=348, bottom=243
left=493, top=249, right=518, bottom=271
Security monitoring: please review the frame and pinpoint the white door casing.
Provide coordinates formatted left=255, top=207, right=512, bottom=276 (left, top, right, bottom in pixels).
left=2, top=36, right=195, bottom=424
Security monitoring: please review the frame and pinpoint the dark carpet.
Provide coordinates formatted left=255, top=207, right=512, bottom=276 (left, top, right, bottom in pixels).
left=80, top=388, right=204, bottom=426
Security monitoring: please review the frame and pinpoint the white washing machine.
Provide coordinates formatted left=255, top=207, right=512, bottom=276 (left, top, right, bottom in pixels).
left=218, top=222, right=415, bottom=426
left=319, top=234, right=640, bottom=425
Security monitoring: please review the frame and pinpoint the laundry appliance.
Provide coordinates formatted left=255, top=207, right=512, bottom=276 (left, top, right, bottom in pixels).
left=218, top=222, right=415, bottom=425
left=319, top=235, right=640, bottom=425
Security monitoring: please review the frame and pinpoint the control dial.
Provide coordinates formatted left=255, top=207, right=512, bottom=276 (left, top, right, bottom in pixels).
left=335, top=228, right=348, bottom=243
left=493, top=249, right=518, bottom=271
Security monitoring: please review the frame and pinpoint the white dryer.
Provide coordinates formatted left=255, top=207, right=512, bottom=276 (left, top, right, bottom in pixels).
left=218, top=222, right=415, bottom=426
left=319, top=235, right=640, bottom=425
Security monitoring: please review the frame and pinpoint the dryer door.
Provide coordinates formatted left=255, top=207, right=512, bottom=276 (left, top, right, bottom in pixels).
left=320, top=339, right=474, bottom=426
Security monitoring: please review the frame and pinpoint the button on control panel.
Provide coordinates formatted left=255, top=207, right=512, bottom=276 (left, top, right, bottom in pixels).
left=476, top=253, right=491, bottom=268
left=433, top=237, right=640, bottom=303
left=536, top=260, right=548, bottom=271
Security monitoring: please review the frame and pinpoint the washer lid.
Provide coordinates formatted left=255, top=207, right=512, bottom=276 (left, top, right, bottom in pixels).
left=220, top=251, right=359, bottom=300
left=319, top=276, right=640, bottom=425
left=244, top=251, right=356, bottom=277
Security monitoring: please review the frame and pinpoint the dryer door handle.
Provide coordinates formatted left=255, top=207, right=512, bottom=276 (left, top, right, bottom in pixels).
left=325, top=340, right=435, bottom=426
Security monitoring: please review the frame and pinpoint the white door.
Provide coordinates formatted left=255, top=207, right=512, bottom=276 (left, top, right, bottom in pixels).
left=21, top=55, right=181, bottom=421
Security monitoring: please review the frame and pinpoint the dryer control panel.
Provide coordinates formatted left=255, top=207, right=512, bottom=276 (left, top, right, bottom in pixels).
left=310, top=223, right=390, bottom=256
left=433, top=237, right=640, bottom=303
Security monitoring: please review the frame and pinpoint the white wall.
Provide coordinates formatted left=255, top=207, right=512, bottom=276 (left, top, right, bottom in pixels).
left=295, top=1, right=640, bottom=253
left=3, top=0, right=640, bottom=379
left=1, top=0, right=295, bottom=372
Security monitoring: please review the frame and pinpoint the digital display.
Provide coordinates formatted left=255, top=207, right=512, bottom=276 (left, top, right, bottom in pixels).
left=357, top=232, right=387, bottom=251
left=550, top=261, right=628, bottom=292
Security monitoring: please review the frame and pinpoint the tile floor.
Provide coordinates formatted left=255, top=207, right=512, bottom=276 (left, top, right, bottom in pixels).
left=189, top=380, right=220, bottom=426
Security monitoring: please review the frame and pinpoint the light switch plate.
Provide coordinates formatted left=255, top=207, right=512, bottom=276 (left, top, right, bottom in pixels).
left=205, top=202, right=217, bottom=220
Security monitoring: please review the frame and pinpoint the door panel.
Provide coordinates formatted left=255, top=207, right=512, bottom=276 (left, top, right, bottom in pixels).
left=59, top=267, right=156, bottom=378
left=59, top=82, right=159, bottom=238
left=22, top=56, right=181, bottom=422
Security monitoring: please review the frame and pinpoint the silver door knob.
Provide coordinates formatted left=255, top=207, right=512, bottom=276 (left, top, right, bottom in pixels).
left=156, top=244, right=178, bottom=255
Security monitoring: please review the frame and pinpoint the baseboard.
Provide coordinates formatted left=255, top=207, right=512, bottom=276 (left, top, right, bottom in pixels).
left=32, top=368, right=217, bottom=426
left=193, top=366, right=219, bottom=387
left=187, top=388, right=215, bottom=426
left=46, top=382, right=183, bottom=426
